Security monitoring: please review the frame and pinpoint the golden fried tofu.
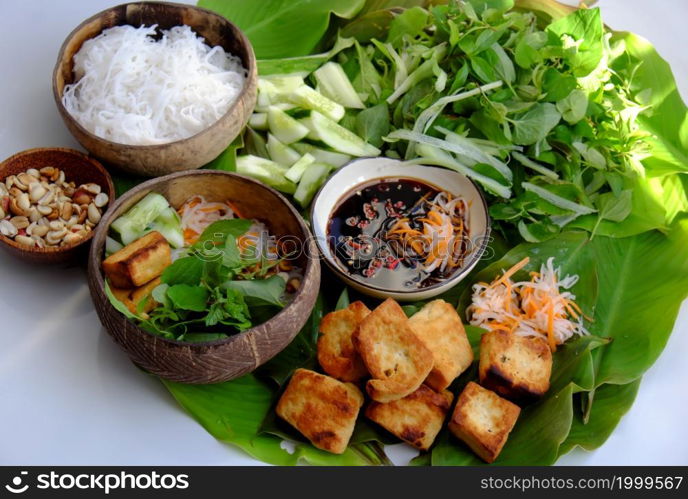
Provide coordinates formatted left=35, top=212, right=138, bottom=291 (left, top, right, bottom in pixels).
left=366, top=384, right=453, bottom=451
left=408, top=299, right=473, bottom=391
left=448, top=382, right=520, bottom=463
left=276, top=369, right=364, bottom=454
left=317, top=301, right=371, bottom=382
left=130, top=277, right=162, bottom=316
left=479, top=330, right=552, bottom=403
left=353, top=298, right=433, bottom=403
left=110, top=286, right=136, bottom=315
left=102, top=231, right=171, bottom=288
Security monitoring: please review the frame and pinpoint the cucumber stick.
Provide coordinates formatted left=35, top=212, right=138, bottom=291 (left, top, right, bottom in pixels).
left=294, top=163, right=331, bottom=207
left=309, top=111, right=381, bottom=157
left=314, top=62, right=365, bottom=109
left=267, top=134, right=301, bottom=166
left=286, top=86, right=345, bottom=122
left=236, top=155, right=296, bottom=194
left=299, top=117, right=321, bottom=141
left=285, top=153, right=315, bottom=183
left=111, top=192, right=170, bottom=245
left=148, top=207, right=184, bottom=249
left=105, top=236, right=123, bottom=257
left=292, top=143, right=352, bottom=167
left=267, top=106, right=309, bottom=144
left=249, top=113, right=268, bottom=130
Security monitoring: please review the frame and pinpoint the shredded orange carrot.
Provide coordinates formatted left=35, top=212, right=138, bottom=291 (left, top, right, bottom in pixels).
left=547, top=303, right=557, bottom=352
left=495, top=257, right=530, bottom=286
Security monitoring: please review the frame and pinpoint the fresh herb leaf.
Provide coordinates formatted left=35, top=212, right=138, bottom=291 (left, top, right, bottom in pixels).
left=355, top=103, right=390, bottom=148
left=161, top=256, right=203, bottom=286
left=223, top=275, right=286, bottom=308
left=556, top=89, right=588, bottom=124
left=167, top=284, right=209, bottom=312
left=196, top=219, right=252, bottom=246
left=510, top=103, right=561, bottom=145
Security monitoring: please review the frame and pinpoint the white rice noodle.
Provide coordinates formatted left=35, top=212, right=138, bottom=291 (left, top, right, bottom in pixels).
left=180, top=195, right=235, bottom=235
left=62, top=24, right=247, bottom=145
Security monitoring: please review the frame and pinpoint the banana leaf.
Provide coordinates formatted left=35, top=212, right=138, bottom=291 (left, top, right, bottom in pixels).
left=558, top=379, right=641, bottom=456
left=197, top=0, right=366, bottom=59
left=158, top=0, right=688, bottom=465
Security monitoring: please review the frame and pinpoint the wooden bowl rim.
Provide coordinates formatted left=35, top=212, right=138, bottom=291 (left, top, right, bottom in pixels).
left=52, top=1, right=257, bottom=151
left=89, top=169, right=320, bottom=348
left=0, top=147, right=116, bottom=255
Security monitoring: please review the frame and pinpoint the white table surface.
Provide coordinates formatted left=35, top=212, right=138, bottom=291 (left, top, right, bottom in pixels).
left=0, top=0, right=686, bottom=466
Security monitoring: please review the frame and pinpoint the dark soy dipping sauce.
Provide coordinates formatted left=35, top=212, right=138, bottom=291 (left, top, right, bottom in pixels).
left=327, top=177, right=468, bottom=291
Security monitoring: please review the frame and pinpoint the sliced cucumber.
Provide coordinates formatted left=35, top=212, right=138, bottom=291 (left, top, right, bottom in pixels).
left=149, top=207, right=184, bottom=249
left=105, top=236, right=123, bottom=257
left=255, top=102, right=296, bottom=113
left=285, top=153, right=315, bottom=183
left=294, top=163, right=332, bottom=207
left=286, top=86, right=345, bottom=122
left=292, top=143, right=352, bottom=167
left=299, top=117, right=321, bottom=141
left=249, top=113, right=268, bottom=130
left=111, top=192, right=170, bottom=245
left=261, top=75, right=304, bottom=94
left=267, top=106, right=309, bottom=144
left=314, top=62, right=365, bottom=109
left=236, top=155, right=296, bottom=194
left=267, top=134, right=301, bottom=166
left=309, top=111, right=381, bottom=157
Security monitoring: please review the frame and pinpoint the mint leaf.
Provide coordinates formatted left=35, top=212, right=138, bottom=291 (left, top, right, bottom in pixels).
left=223, top=275, right=286, bottom=308
left=222, top=234, right=243, bottom=268
left=167, top=285, right=209, bottom=312
left=557, top=89, right=588, bottom=124
left=543, top=68, right=577, bottom=102
left=547, top=8, right=604, bottom=77
left=511, top=103, right=561, bottom=145
left=355, top=103, right=390, bottom=148
left=196, top=219, right=252, bottom=246
left=598, top=190, right=633, bottom=223
left=162, top=256, right=203, bottom=286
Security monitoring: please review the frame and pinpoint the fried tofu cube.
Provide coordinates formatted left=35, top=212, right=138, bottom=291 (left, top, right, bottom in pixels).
left=276, top=369, right=364, bottom=454
left=353, top=298, right=433, bottom=403
left=479, top=330, right=552, bottom=403
left=366, top=384, right=453, bottom=451
left=110, top=286, right=136, bottom=315
left=102, top=231, right=171, bottom=288
left=448, top=382, right=520, bottom=463
left=408, top=299, right=473, bottom=391
left=130, top=277, right=162, bottom=316
left=317, top=301, right=371, bottom=382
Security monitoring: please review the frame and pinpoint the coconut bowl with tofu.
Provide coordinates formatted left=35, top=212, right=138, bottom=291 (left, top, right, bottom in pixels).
left=87, top=170, right=320, bottom=384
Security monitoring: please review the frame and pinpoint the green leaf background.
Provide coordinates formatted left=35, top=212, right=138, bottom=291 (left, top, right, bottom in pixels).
left=197, top=0, right=366, bottom=58
left=150, top=0, right=688, bottom=466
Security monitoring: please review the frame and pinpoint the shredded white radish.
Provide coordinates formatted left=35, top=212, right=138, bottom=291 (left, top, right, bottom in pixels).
left=62, top=25, right=246, bottom=145
left=180, top=195, right=236, bottom=236
left=467, top=257, right=589, bottom=350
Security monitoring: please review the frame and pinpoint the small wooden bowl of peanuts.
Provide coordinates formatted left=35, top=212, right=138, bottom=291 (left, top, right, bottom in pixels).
left=0, top=147, right=115, bottom=264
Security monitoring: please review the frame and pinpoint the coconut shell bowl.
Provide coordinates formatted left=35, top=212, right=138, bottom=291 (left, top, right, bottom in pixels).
left=53, top=1, right=258, bottom=177
left=0, top=147, right=115, bottom=264
left=87, top=170, right=321, bottom=384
